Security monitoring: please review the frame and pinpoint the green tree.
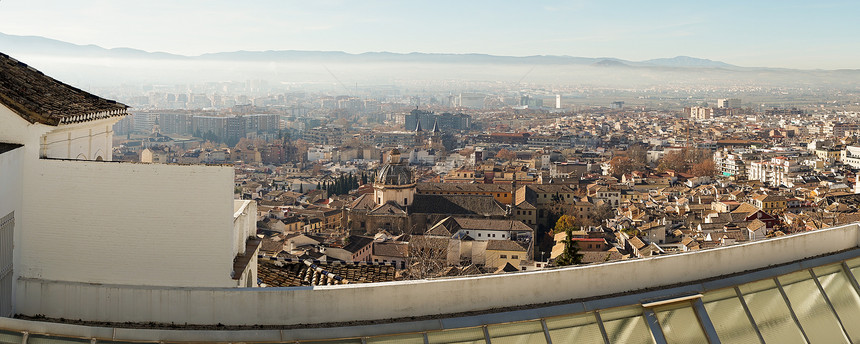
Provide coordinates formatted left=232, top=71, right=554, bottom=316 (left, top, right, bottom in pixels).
left=555, top=227, right=583, bottom=266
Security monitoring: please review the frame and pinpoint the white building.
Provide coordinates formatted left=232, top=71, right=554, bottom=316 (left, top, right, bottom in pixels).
left=457, top=93, right=485, bottom=109
left=713, top=150, right=747, bottom=178
left=307, top=145, right=334, bottom=162
left=0, top=53, right=258, bottom=318
left=842, top=146, right=860, bottom=169
left=748, top=156, right=805, bottom=187
left=408, top=148, right=436, bottom=165
left=716, top=98, right=741, bottom=108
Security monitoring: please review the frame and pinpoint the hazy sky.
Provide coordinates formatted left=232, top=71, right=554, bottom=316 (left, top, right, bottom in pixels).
left=0, top=0, right=858, bottom=69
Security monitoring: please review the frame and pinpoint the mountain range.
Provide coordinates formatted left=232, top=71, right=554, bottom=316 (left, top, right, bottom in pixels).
left=0, top=31, right=737, bottom=69
left=2, top=31, right=858, bottom=89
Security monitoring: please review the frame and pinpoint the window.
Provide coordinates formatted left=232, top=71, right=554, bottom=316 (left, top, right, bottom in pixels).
left=478, top=233, right=482, bottom=237
left=500, top=254, right=507, bottom=258
left=502, top=234, right=505, bottom=238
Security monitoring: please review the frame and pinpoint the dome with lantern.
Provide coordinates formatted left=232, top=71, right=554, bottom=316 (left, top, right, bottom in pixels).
left=375, top=148, right=413, bottom=186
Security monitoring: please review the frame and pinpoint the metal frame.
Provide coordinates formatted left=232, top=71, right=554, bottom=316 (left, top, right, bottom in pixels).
left=642, top=309, right=668, bottom=344
left=691, top=299, right=721, bottom=344
left=593, top=311, right=611, bottom=344
left=734, top=286, right=766, bottom=344
left=809, top=268, right=853, bottom=342
left=773, top=278, right=812, bottom=343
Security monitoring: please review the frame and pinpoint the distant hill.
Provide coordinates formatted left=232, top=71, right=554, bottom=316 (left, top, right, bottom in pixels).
left=2, top=31, right=858, bottom=88
left=592, top=59, right=630, bottom=68
left=0, top=32, right=185, bottom=59
left=642, top=56, right=734, bottom=68
left=1, top=31, right=737, bottom=68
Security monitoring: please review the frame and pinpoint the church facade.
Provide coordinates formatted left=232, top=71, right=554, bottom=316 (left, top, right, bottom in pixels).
left=346, top=149, right=509, bottom=236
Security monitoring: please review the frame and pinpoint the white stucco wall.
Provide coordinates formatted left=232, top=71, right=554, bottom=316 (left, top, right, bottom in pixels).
left=19, top=159, right=236, bottom=288
left=40, top=117, right=121, bottom=160
left=15, top=222, right=860, bottom=326
left=233, top=200, right=256, bottom=259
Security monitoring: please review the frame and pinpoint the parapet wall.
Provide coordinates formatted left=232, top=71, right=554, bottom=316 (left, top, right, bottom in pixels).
left=15, top=222, right=860, bottom=326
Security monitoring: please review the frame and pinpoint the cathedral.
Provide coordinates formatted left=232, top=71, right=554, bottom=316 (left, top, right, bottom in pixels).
left=346, top=149, right=508, bottom=235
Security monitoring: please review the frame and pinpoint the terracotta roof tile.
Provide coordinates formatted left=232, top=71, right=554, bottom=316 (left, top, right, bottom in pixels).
left=0, top=52, right=127, bottom=125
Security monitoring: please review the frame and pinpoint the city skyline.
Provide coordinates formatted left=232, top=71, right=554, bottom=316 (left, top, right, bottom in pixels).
left=0, top=0, right=858, bottom=70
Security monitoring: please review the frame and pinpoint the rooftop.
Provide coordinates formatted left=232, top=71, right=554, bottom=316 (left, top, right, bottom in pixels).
left=258, top=260, right=396, bottom=287
left=0, top=52, right=128, bottom=125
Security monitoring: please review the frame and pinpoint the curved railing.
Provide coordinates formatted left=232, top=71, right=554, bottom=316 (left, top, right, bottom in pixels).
left=6, top=223, right=860, bottom=343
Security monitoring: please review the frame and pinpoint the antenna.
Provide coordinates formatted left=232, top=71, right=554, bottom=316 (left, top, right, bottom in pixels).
left=515, top=66, right=537, bottom=85
left=322, top=65, right=351, bottom=93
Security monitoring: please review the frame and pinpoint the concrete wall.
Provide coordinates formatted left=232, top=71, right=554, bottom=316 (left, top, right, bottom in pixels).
left=15, top=222, right=860, bottom=326
left=19, top=159, right=237, bottom=288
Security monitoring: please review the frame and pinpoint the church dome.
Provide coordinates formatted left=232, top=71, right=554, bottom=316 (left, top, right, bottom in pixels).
left=375, top=162, right=413, bottom=185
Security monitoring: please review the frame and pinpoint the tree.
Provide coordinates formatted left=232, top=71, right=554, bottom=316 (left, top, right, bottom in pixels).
left=658, top=150, right=687, bottom=172
left=691, top=159, right=718, bottom=177
left=554, top=215, right=577, bottom=234
left=592, top=204, right=615, bottom=225
left=627, top=144, right=649, bottom=166
left=555, top=227, right=583, bottom=266
left=609, top=156, right=643, bottom=178
left=405, top=236, right=452, bottom=279
left=496, top=148, right=516, bottom=161
left=658, top=147, right=713, bottom=174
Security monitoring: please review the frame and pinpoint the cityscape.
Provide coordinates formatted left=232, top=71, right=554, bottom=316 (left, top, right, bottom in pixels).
left=2, top=1, right=860, bottom=343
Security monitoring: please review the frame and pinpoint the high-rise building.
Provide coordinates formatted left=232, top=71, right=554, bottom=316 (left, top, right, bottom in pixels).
left=458, top=93, right=485, bottom=108
left=717, top=98, right=741, bottom=108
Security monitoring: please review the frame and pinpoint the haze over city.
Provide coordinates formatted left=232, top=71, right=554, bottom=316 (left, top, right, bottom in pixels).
left=1, top=0, right=859, bottom=70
